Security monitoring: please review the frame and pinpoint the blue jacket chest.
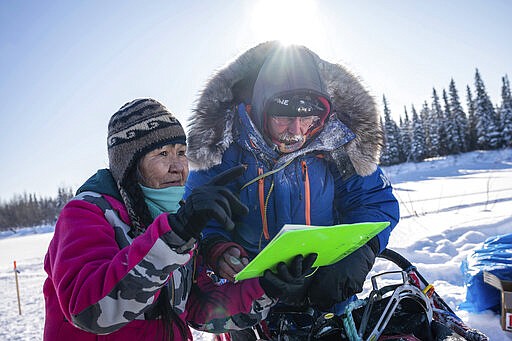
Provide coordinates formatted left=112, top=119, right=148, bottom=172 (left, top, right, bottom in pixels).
left=196, top=145, right=337, bottom=256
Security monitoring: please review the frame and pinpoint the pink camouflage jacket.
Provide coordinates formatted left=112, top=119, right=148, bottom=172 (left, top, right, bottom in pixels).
left=43, top=191, right=275, bottom=340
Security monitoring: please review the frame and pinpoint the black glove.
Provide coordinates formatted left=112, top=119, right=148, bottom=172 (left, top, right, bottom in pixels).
left=168, top=166, right=249, bottom=241
left=259, top=253, right=317, bottom=306
left=308, top=237, right=379, bottom=310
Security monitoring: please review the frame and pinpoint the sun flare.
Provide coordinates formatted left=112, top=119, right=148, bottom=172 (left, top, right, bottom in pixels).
left=251, top=0, right=322, bottom=47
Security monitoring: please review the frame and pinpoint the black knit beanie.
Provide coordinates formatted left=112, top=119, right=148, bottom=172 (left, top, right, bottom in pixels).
left=107, top=98, right=186, bottom=187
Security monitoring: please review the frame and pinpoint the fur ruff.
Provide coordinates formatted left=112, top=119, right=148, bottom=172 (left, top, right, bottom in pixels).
left=187, top=41, right=383, bottom=176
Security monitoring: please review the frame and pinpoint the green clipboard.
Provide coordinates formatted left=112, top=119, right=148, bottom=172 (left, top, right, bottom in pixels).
left=234, top=221, right=390, bottom=281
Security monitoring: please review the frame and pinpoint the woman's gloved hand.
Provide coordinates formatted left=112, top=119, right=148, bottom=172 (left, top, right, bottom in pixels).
left=259, top=253, right=317, bottom=306
left=308, top=238, right=379, bottom=310
left=168, top=166, right=249, bottom=241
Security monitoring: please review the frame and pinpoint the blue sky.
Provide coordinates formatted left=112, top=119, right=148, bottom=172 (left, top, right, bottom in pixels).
left=1, top=0, right=511, bottom=200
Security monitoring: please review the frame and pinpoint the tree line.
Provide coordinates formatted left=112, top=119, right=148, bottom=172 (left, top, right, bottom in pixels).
left=0, top=187, right=74, bottom=230
left=380, top=69, right=512, bottom=165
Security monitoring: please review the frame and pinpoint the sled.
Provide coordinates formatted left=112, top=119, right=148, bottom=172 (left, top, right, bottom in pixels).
left=216, top=248, right=489, bottom=340
left=345, top=248, right=490, bottom=341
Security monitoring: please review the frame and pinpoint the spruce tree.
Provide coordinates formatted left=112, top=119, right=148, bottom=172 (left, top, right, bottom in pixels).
left=399, top=107, right=413, bottom=162
left=380, top=96, right=401, bottom=165
left=449, top=79, right=468, bottom=152
left=420, top=101, right=432, bottom=157
left=398, top=116, right=405, bottom=163
left=430, top=89, right=445, bottom=156
left=499, top=75, right=512, bottom=147
left=466, top=85, right=478, bottom=151
left=443, top=89, right=460, bottom=154
left=474, top=69, right=501, bottom=149
left=410, top=105, right=426, bottom=162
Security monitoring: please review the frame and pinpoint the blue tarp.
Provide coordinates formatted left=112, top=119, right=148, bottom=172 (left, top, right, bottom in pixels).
left=460, top=233, right=512, bottom=312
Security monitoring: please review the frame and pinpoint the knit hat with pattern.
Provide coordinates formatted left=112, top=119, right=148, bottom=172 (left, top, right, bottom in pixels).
left=107, top=98, right=186, bottom=187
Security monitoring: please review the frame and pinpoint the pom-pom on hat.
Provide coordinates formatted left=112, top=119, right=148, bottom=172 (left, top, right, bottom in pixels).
left=107, top=98, right=186, bottom=187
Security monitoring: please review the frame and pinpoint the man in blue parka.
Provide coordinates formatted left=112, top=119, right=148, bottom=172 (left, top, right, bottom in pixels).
left=184, top=41, right=399, bottom=337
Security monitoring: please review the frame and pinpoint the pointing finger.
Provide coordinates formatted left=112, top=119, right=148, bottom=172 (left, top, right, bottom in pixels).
left=207, top=165, right=246, bottom=186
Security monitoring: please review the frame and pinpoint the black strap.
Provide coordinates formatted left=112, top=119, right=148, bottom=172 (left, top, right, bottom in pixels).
left=330, top=147, right=356, bottom=181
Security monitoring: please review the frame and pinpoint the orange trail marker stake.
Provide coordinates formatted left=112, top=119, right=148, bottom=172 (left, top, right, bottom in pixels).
left=13, top=261, right=21, bottom=315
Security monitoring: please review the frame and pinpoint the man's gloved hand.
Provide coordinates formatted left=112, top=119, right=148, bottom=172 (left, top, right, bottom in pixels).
left=259, top=253, right=317, bottom=306
left=168, top=166, right=249, bottom=241
left=201, top=236, right=249, bottom=282
left=217, top=246, right=249, bottom=282
left=308, top=238, right=379, bottom=310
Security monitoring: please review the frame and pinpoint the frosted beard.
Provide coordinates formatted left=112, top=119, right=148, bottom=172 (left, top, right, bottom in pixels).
left=275, top=132, right=306, bottom=153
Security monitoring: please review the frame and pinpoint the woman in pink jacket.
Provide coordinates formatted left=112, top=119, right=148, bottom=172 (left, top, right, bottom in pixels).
left=43, top=98, right=314, bottom=340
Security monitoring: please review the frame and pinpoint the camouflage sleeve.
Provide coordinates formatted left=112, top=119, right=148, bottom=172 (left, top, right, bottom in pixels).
left=49, top=195, right=194, bottom=334
left=186, top=264, right=277, bottom=333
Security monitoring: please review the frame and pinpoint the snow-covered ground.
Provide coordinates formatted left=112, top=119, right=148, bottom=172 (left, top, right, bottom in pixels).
left=1, top=149, right=512, bottom=340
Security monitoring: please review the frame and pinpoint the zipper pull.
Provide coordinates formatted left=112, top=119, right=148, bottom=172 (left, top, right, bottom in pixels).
left=301, top=160, right=307, bottom=181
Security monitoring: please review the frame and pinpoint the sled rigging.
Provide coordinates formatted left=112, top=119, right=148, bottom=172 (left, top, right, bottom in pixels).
left=217, top=248, right=489, bottom=341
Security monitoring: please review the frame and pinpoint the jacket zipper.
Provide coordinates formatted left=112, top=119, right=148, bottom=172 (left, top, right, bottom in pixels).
left=301, top=160, right=311, bottom=226
left=258, top=168, right=271, bottom=240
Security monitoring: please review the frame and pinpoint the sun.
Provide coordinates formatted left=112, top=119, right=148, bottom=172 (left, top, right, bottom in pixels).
left=251, top=0, right=322, bottom=47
